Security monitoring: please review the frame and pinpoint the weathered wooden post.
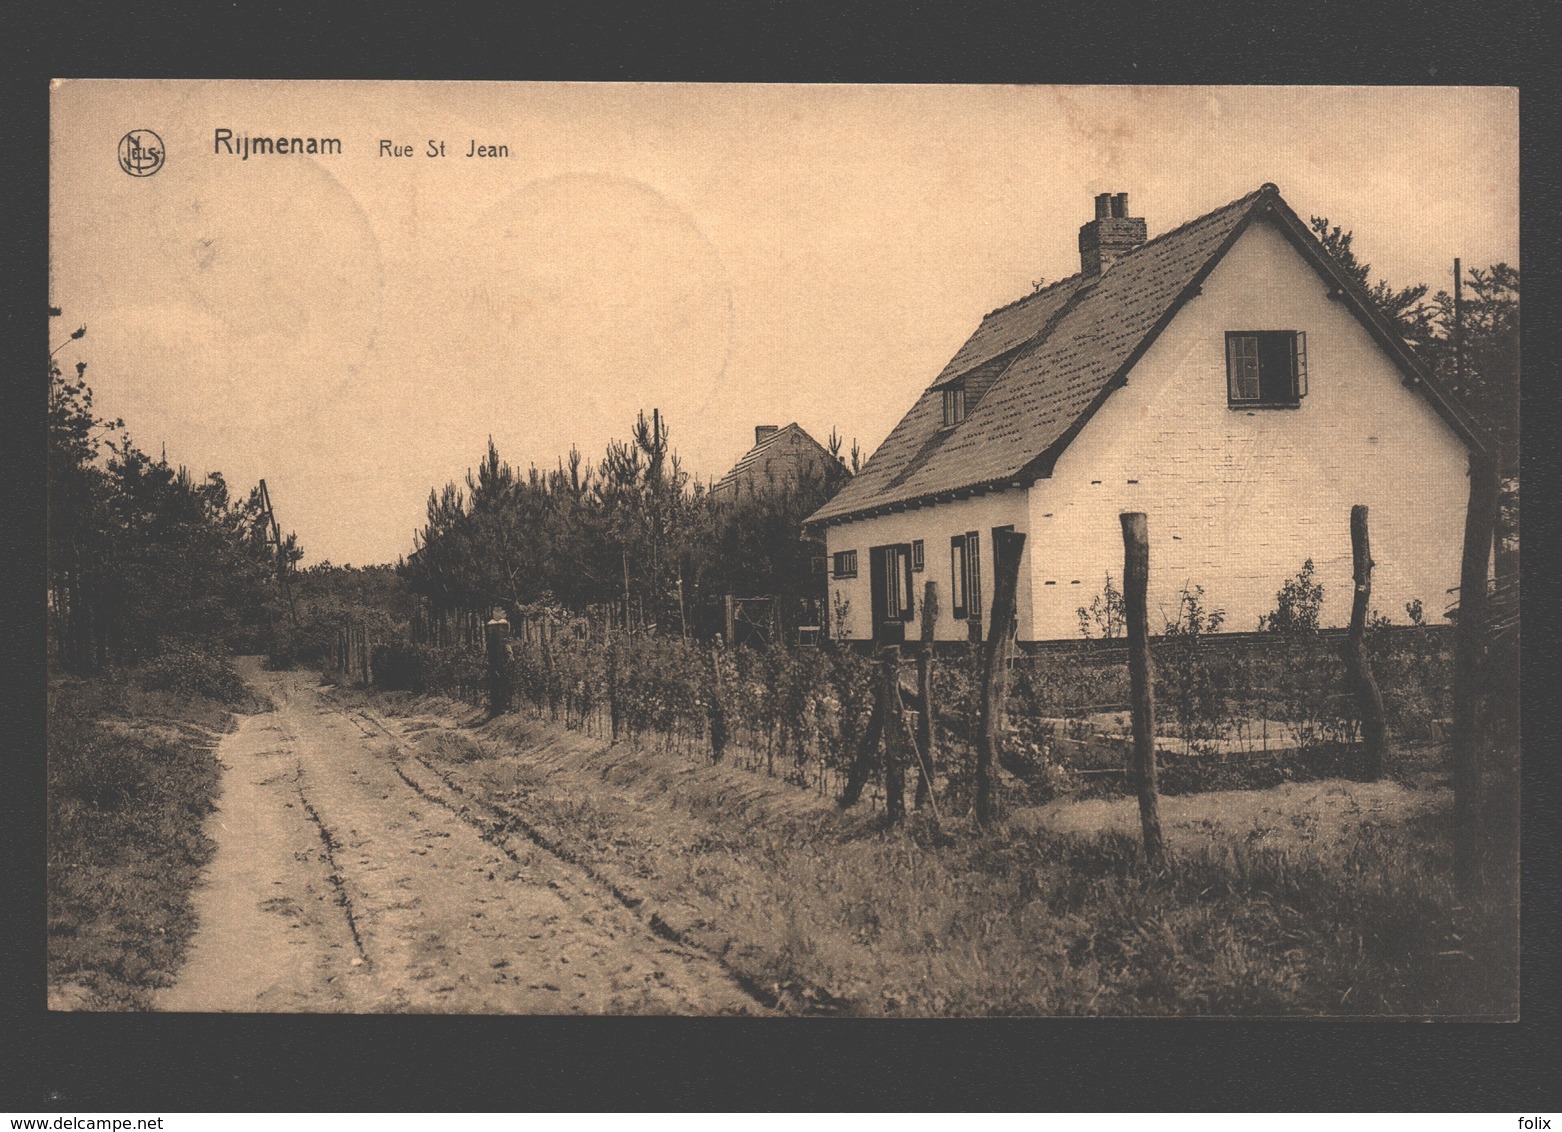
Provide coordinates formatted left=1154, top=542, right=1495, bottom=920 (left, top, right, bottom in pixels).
left=1345, top=505, right=1389, bottom=780
left=485, top=612, right=512, bottom=717
left=607, top=632, right=622, bottom=741
left=1120, top=512, right=1166, bottom=868
left=974, top=528, right=1026, bottom=828
left=1452, top=452, right=1500, bottom=895
left=707, top=638, right=728, bottom=763
left=838, top=648, right=891, bottom=809
left=914, top=580, right=940, bottom=809
left=880, top=646, right=908, bottom=823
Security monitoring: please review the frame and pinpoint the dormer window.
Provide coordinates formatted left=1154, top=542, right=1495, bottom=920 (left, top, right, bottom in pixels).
left=1227, top=331, right=1307, bottom=407
left=942, top=384, right=967, bottom=427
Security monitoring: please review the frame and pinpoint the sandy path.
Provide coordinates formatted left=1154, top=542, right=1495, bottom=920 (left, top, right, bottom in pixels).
left=157, top=665, right=762, bottom=1014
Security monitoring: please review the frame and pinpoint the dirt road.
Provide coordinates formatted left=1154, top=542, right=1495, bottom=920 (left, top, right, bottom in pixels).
left=155, top=664, right=764, bottom=1013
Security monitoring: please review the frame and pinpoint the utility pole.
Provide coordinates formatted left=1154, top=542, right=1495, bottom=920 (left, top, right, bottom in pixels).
left=1453, top=258, right=1464, bottom=393
left=258, top=479, right=299, bottom=628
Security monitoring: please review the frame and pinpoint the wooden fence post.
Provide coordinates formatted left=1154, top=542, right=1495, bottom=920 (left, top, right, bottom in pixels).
left=838, top=650, right=890, bottom=809
left=607, top=634, right=622, bottom=741
left=1453, top=452, right=1500, bottom=896
left=485, top=614, right=512, bottom=716
left=880, top=646, right=907, bottom=824
left=1120, top=512, right=1166, bottom=869
left=1346, top=505, right=1389, bottom=780
left=914, top=580, right=939, bottom=809
left=707, top=640, right=728, bottom=762
left=974, top=528, right=1026, bottom=828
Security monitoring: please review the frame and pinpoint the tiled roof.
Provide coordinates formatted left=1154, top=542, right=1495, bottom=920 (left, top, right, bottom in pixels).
left=805, top=184, right=1487, bottom=528
left=712, top=422, right=838, bottom=496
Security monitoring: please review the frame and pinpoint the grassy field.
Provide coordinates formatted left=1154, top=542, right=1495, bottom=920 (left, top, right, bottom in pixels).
left=46, top=657, right=254, bottom=1010
left=354, top=686, right=1518, bottom=1018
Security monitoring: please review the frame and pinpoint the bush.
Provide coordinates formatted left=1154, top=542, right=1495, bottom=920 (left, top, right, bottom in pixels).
left=1259, top=559, right=1325, bottom=634
left=371, top=640, right=431, bottom=693
left=135, top=647, right=247, bottom=705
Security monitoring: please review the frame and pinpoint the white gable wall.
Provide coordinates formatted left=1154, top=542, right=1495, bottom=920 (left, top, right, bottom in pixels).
left=1026, top=215, right=1471, bottom=639
left=823, top=492, right=1030, bottom=641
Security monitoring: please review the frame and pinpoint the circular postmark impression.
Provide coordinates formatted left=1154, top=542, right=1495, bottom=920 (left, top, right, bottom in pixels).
left=118, top=130, right=165, bottom=177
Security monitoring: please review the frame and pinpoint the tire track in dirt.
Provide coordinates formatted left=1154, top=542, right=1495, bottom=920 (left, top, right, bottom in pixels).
left=386, top=748, right=791, bottom=1013
left=328, top=689, right=789, bottom=1012
left=161, top=664, right=763, bottom=1014
left=155, top=708, right=363, bottom=1012
left=295, top=785, right=370, bottom=962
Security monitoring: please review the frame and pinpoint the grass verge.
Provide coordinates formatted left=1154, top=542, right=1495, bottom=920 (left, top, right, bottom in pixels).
left=46, top=662, right=251, bottom=1010
left=351, top=687, right=1517, bottom=1018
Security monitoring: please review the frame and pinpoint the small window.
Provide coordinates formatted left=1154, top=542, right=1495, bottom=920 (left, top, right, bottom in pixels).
left=911, top=539, right=925, bottom=572
left=832, top=549, right=857, bottom=579
left=950, top=531, right=982, bottom=620
left=1226, top=331, right=1307, bottom=406
left=942, top=385, right=967, bottom=427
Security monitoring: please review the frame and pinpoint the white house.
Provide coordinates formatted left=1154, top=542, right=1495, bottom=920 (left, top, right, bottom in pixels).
left=804, top=185, right=1489, bottom=645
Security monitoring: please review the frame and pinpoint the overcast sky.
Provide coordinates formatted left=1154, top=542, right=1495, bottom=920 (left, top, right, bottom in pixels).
left=50, top=82, right=1518, bottom=566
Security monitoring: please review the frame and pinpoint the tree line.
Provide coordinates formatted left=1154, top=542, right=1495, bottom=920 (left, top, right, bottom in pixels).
left=1309, top=216, right=1518, bottom=474
left=398, top=411, right=853, bottom=636
left=47, top=310, right=301, bottom=672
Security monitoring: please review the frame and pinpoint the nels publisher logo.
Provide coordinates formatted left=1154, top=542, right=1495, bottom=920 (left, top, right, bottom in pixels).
left=118, top=129, right=165, bottom=177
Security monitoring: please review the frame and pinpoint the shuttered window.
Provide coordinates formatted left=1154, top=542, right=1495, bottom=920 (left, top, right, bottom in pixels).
left=1226, top=330, right=1307, bottom=406
left=950, top=535, right=968, bottom=619
left=951, top=531, right=982, bottom=621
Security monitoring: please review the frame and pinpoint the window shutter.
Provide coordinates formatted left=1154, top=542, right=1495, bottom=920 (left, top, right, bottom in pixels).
left=966, top=532, right=982, bottom=621
left=1293, top=331, right=1308, bottom=398
left=950, top=536, right=967, bottom=619
left=901, top=546, right=916, bottom=621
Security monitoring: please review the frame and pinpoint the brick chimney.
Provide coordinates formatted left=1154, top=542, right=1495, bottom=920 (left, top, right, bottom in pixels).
left=754, top=424, right=779, bottom=446
left=1078, top=191, right=1147, bottom=278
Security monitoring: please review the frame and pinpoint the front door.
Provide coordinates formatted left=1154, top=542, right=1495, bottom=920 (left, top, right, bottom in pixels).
left=869, top=543, right=913, bottom=644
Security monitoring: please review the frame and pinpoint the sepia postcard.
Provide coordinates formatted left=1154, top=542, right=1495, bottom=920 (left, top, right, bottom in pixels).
left=47, top=81, right=1519, bottom=1018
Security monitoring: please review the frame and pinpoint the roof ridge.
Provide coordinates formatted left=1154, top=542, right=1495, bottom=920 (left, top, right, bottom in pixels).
left=977, top=186, right=1269, bottom=324
left=714, top=422, right=833, bottom=491
left=980, top=271, right=1082, bottom=320
left=1121, top=184, right=1269, bottom=260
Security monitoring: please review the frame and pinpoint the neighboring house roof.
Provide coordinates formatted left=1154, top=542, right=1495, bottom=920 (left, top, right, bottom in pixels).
left=712, top=422, right=842, bottom=497
left=806, top=183, right=1488, bottom=528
